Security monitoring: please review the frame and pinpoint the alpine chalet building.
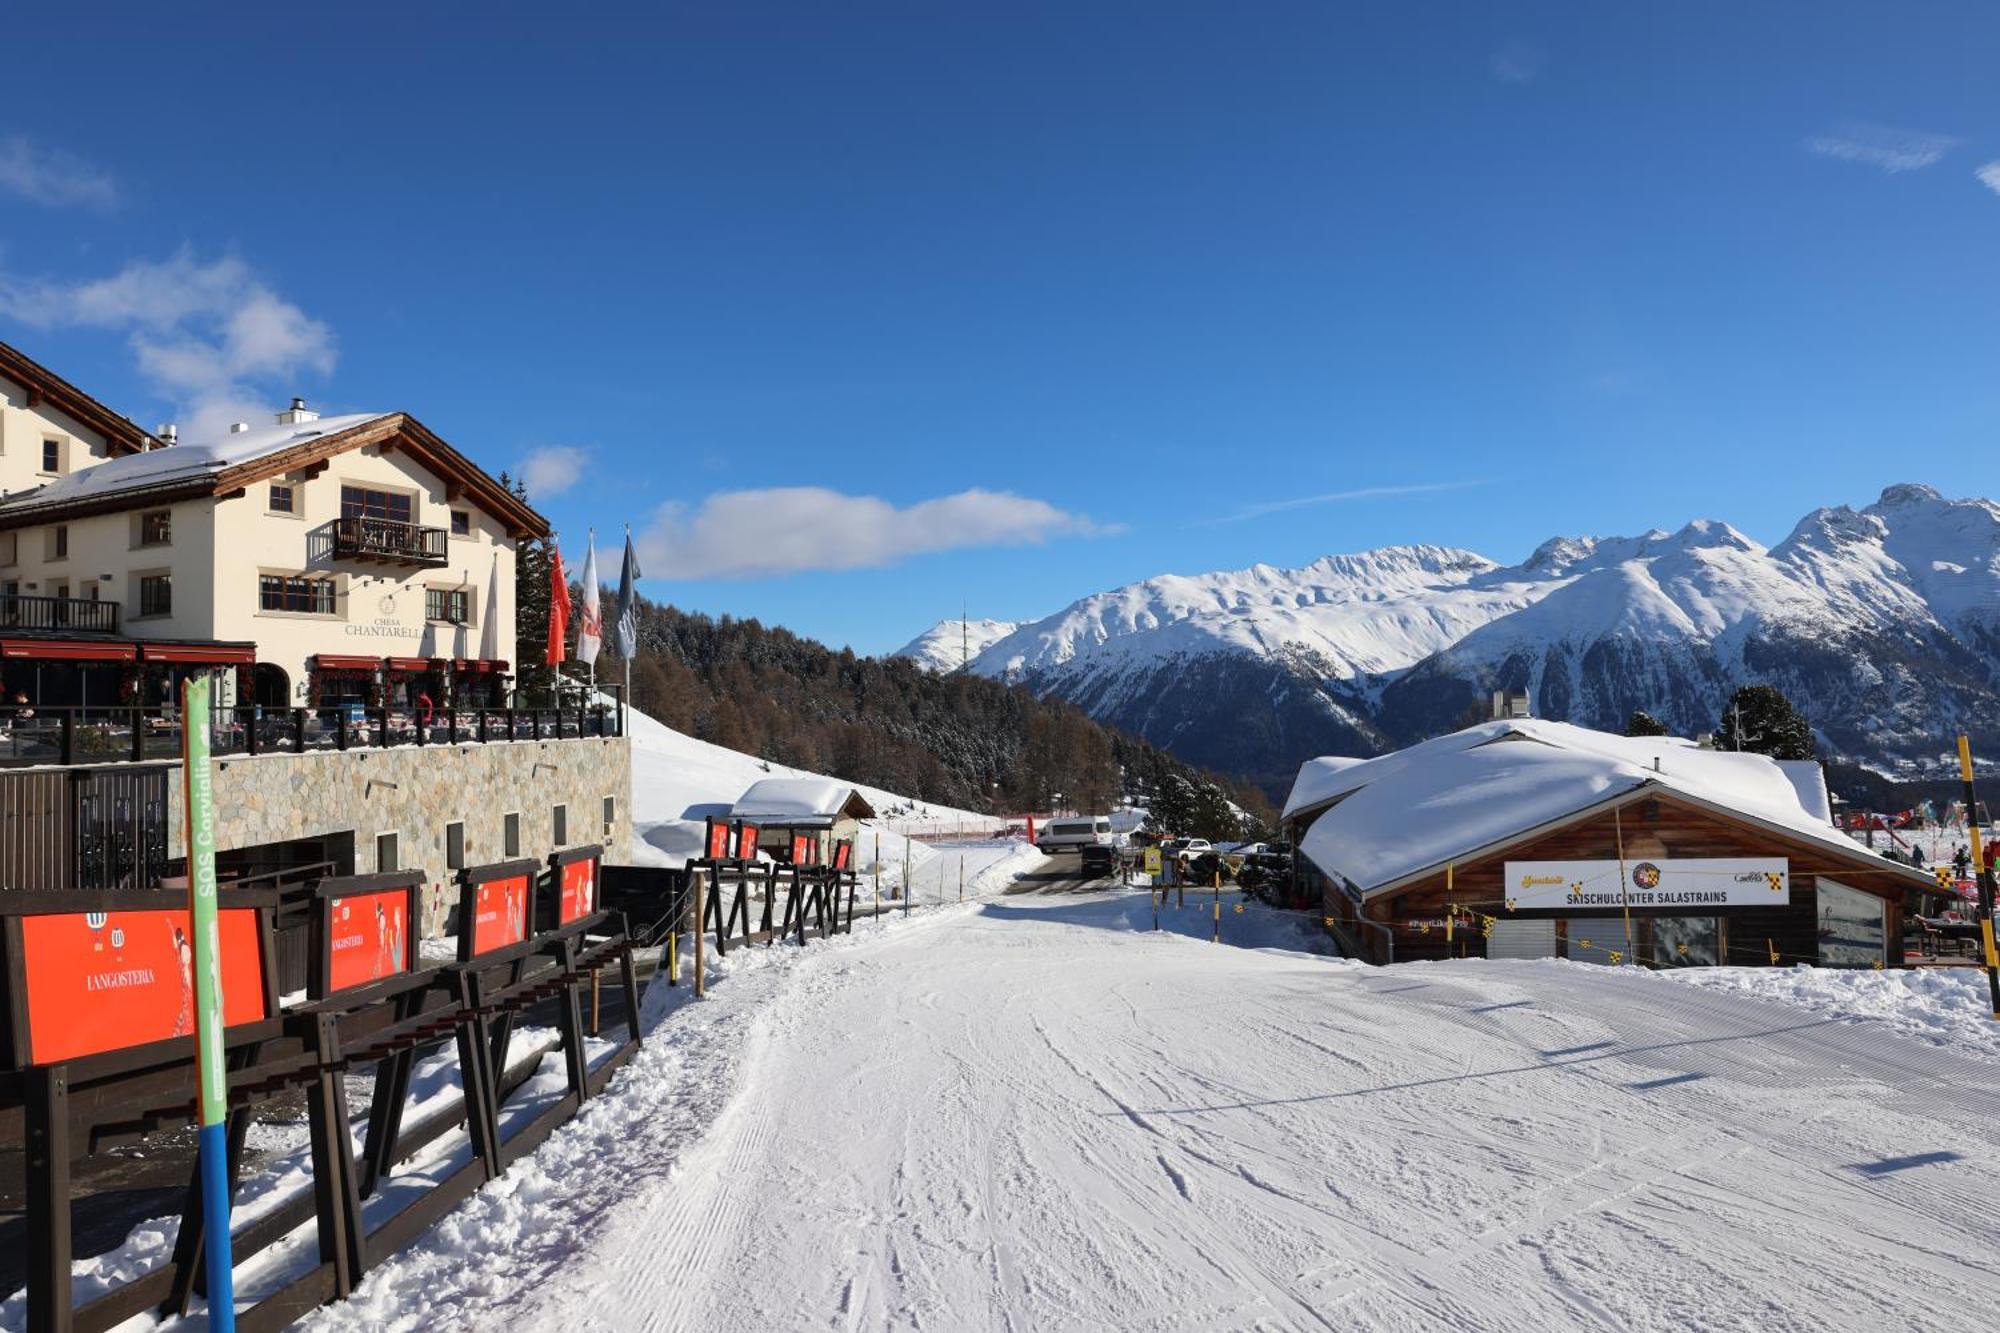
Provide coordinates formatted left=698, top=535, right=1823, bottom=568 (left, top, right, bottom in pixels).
left=0, top=339, right=628, bottom=940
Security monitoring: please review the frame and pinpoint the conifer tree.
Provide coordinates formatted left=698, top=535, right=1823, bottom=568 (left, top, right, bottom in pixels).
left=1624, top=709, right=1669, bottom=738
left=1714, top=684, right=1816, bottom=760
left=504, top=471, right=556, bottom=704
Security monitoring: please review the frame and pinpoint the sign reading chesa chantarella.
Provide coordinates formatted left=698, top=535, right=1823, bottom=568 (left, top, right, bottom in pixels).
left=1503, top=858, right=1790, bottom=909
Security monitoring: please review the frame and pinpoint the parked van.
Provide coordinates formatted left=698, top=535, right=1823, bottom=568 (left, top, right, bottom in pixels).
left=1037, top=816, right=1114, bottom=853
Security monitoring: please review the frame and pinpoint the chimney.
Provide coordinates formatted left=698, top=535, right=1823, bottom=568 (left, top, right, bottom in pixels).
left=230, top=422, right=251, bottom=435
left=276, top=396, right=319, bottom=426
left=156, top=423, right=178, bottom=446
left=1488, top=688, right=1530, bottom=721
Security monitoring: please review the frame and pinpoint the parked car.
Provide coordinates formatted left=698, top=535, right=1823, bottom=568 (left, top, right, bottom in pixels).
left=1079, top=843, right=1117, bottom=876
left=1175, top=838, right=1214, bottom=863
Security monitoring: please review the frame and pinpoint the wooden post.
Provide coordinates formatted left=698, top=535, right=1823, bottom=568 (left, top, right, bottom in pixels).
left=873, top=831, right=881, bottom=920
left=590, top=967, right=602, bottom=1037
left=959, top=852, right=965, bottom=903
left=903, top=839, right=911, bottom=917
left=693, top=868, right=706, bottom=999
left=26, top=1064, right=69, bottom=1333
left=1212, top=869, right=1220, bottom=943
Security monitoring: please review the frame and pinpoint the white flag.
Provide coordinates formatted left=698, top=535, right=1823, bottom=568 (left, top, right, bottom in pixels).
left=479, top=552, right=501, bottom=663
left=576, top=531, right=603, bottom=667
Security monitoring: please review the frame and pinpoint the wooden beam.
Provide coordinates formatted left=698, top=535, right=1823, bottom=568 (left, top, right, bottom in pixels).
left=216, top=487, right=246, bottom=502
left=302, top=460, right=329, bottom=481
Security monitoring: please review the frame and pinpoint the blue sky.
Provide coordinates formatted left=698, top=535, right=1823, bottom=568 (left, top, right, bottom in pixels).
left=1, top=3, right=1997, bottom=654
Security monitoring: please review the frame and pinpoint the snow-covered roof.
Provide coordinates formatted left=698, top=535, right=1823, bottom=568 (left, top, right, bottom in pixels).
left=1293, top=719, right=1906, bottom=898
left=1281, top=755, right=1369, bottom=822
left=0, top=413, right=390, bottom=511
left=731, top=777, right=878, bottom=826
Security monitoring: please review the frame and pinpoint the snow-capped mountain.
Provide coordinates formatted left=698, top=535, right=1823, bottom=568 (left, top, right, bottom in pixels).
left=930, top=485, right=2000, bottom=794
left=893, top=618, right=1021, bottom=674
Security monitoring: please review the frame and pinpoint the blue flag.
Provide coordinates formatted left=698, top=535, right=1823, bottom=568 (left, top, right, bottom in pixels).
left=615, top=529, right=643, bottom=659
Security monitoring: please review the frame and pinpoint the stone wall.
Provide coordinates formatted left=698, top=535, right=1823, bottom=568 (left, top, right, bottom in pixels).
left=164, top=735, right=632, bottom=935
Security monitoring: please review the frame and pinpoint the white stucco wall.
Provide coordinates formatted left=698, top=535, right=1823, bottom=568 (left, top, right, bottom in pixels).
left=0, top=429, right=520, bottom=702
left=0, top=371, right=124, bottom=499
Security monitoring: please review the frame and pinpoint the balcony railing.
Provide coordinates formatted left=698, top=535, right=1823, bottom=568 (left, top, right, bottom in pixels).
left=0, top=592, right=120, bottom=634
left=0, top=690, right=626, bottom=768
left=331, top=515, right=449, bottom=566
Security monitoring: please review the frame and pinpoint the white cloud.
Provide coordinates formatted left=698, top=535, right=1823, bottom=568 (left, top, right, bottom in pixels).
left=1977, top=162, right=2000, bottom=197
left=1803, top=122, right=1956, bottom=173
left=0, top=136, right=116, bottom=209
left=639, top=486, right=1105, bottom=580
left=520, top=445, right=589, bottom=499
left=0, top=248, right=333, bottom=435
left=1205, top=481, right=1489, bottom=525
left=1490, top=41, right=1545, bottom=85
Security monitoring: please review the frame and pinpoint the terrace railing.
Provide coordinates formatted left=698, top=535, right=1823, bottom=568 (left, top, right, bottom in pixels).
left=0, top=592, right=120, bottom=634
left=0, top=690, right=625, bottom=768
left=331, top=515, right=450, bottom=566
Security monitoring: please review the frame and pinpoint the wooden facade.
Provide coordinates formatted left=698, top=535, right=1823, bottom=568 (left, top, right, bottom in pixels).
left=1317, top=786, right=1935, bottom=968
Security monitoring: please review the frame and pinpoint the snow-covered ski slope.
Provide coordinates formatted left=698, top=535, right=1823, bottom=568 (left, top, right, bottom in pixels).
left=623, top=703, right=1005, bottom=867
left=307, top=889, right=2000, bottom=1332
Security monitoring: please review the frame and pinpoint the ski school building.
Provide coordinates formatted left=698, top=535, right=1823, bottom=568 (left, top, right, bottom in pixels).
left=1284, top=719, right=1935, bottom=969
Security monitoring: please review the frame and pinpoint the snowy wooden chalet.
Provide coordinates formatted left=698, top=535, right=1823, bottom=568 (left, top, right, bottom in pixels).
left=1284, top=720, right=1933, bottom=969
left=730, top=777, right=877, bottom=862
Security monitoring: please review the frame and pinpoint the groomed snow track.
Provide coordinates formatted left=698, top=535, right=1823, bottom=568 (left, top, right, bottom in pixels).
left=307, top=886, right=2000, bottom=1332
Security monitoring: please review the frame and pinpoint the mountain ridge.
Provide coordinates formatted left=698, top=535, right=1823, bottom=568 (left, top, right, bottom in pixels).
left=893, top=485, right=2000, bottom=795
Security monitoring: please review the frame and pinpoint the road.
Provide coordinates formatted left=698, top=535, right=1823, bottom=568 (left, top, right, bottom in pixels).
left=311, top=882, right=2000, bottom=1333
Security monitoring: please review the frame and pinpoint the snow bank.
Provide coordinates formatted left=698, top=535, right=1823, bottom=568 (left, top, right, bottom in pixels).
left=1659, top=964, right=2000, bottom=1064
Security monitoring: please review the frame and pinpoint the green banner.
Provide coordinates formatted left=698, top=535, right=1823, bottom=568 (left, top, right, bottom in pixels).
left=182, top=676, right=227, bottom=1128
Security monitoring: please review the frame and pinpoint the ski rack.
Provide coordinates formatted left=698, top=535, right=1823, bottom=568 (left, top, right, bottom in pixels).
left=0, top=849, right=642, bottom=1333
left=0, top=887, right=303, bottom=1333
left=689, top=819, right=857, bottom=954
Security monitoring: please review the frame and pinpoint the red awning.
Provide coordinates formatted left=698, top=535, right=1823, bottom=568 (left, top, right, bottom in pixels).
left=0, top=639, right=138, bottom=662
left=312, top=654, right=381, bottom=672
left=142, top=643, right=257, bottom=665
left=451, top=658, right=511, bottom=673
left=383, top=657, right=435, bottom=673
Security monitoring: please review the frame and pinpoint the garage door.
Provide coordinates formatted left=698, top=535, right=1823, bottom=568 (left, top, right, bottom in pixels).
left=1487, top=919, right=1557, bottom=960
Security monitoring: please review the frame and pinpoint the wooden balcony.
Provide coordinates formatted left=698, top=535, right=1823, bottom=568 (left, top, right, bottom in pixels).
left=331, top=515, right=449, bottom=566
left=0, top=592, right=120, bottom=634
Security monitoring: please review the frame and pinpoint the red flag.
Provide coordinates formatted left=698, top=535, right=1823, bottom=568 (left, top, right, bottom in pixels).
left=547, top=542, right=571, bottom=666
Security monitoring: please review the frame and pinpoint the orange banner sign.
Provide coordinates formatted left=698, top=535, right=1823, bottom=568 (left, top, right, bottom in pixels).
left=469, top=873, right=531, bottom=956
left=21, top=908, right=265, bottom=1065
left=558, top=858, right=597, bottom=925
left=327, top=889, right=411, bottom=993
